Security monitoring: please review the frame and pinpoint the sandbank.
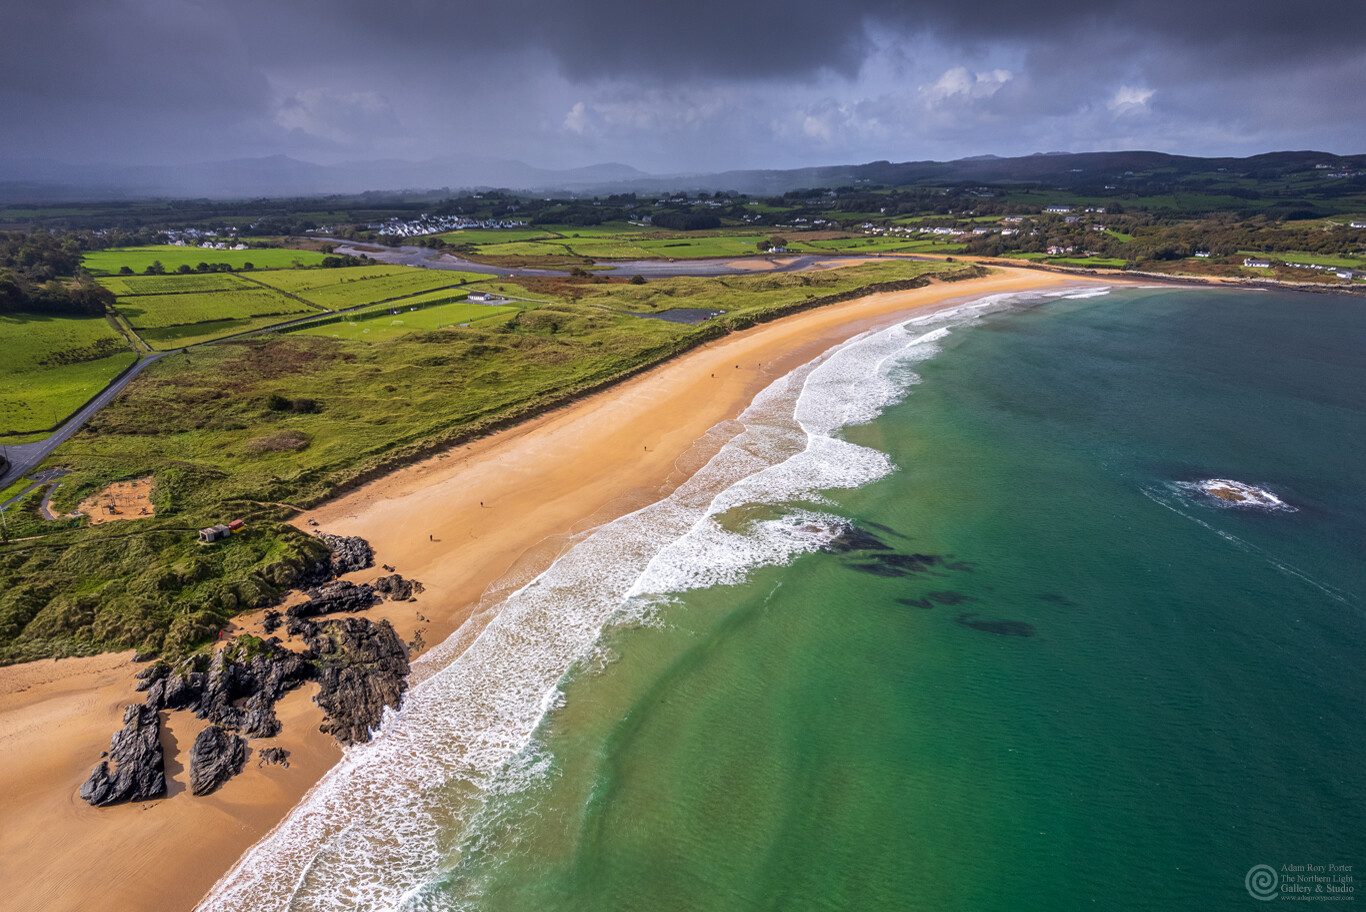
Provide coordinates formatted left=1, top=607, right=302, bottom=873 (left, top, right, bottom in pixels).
left=0, top=266, right=1107, bottom=912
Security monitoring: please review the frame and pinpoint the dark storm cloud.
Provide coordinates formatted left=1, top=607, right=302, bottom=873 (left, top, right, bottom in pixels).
left=1, top=0, right=1362, bottom=169
left=240, top=0, right=1364, bottom=80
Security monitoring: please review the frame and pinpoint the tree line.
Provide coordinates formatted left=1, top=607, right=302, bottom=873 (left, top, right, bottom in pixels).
left=0, top=231, right=112, bottom=316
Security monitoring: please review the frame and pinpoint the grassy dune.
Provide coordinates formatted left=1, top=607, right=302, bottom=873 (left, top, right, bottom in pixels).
left=0, top=259, right=976, bottom=662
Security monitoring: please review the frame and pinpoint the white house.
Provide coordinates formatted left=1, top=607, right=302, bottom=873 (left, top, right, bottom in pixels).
left=1351, top=221, right=1366, bottom=229
left=1243, top=258, right=1272, bottom=268
left=1044, top=206, right=1072, bottom=214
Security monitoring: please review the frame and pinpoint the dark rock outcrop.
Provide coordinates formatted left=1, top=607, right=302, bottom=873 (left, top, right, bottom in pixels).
left=240, top=690, right=281, bottom=738
left=287, top=580, right=379, bottom=619
left=80, top=704, right=166, bottom=806
left=257, top=747, right=290, bottom=768
left=188, top=725, right=247, bottom=796
left=134, top=661, right=170, bottom=691
left=262, top=609, right=283, bottom=633
left=147, top=670, right=207, bottom=712
left=301, top=617, right=410, bottom=745
left=318, top=533, right=374, bottom=576
left=373, top=574, right=424, bottom=601
left=193, top=639, right=312, bottom=732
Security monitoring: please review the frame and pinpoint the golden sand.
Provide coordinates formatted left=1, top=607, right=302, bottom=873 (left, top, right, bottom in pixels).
left=0, top=267, right=1109, bottom=912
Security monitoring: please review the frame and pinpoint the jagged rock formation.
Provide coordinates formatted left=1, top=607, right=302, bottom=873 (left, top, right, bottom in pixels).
left=257, top=746, right=290, bottom=767
left=188, top=726, right=247, bottom=796
left=79, top=704, right=166, bottom=806
left=287, top=579, right=379, bottom=619
left=142, top=639, right=311, bottom=735
left=85, top=530, right=419, bottom=806
left=300, top=616, right=410, bottom=745
left=317, top=533, right=374, bottom=576
left=373, top=573, right=424, bottom=601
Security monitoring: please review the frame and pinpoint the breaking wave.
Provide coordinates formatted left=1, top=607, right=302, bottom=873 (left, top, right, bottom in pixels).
left=197, top=289, right=1054, bottom=912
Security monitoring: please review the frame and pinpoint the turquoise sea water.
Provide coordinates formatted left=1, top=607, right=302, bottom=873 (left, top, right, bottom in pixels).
left=202, top=285, right=1365, bottom=911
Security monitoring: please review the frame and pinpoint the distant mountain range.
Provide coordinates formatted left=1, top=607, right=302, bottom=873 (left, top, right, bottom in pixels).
left=0, top=150, right=1361, bottom=202
left=0, top=155, right=650, bottom=202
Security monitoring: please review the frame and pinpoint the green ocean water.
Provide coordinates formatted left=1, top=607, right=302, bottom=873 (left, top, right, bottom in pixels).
left=445, top=287, right=1366, bottom=910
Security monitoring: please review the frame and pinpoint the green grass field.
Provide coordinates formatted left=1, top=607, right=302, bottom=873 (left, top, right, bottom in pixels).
left=249, top=266, right=483, bottom=309
left=115, top=289, right=314, bottom=331
left=458, top=230, right=772, bottom=260
left=97, top=273, right=260, bottom=297
left=83, top=245, right=329, bottom=275
left=295, top=301, right=521, bottom=341
left=438, top=229, right=561, bottom=245
left=0, top=313, right=137, bottom=434
left=804, top=237, right=964, bottom=254
left=794, top=236, right=939, bottom=254
left=0, top=258, right=980, bottom=663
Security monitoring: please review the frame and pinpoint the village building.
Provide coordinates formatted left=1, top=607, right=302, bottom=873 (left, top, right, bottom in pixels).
left=1243, top=258, right=1272, bottom=268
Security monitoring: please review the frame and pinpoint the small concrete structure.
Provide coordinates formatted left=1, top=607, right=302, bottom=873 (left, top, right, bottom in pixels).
left=198, top=519, right=244, bottom=543
left=199, top=524, right=231, bottom=543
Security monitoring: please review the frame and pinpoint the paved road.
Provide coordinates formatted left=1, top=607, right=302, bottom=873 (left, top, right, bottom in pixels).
left=0, top=353, right=167, bottom=490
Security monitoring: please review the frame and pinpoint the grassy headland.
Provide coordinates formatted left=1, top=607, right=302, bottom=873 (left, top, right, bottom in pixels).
left=0, top=257, right=977, bottom=665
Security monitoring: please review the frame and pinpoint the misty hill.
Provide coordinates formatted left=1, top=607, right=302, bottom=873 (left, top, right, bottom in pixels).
left=0, top=150, right=1362, bottom=202
left=0, top=156, right=648, bottom=202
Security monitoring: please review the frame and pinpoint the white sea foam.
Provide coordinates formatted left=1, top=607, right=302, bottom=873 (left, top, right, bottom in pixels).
left=1141, top=484, right=1350, bottom=605
left=1174, top=478, right=1296, bottom=512
left=196, top=290, right=1039, bottom=912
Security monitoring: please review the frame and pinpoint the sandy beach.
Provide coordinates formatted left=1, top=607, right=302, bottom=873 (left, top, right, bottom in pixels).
left=0, top=266, right=1104, bottom=912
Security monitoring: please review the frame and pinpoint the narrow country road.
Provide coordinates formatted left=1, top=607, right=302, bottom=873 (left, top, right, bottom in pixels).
left=0, top=352, right=167, bottom=491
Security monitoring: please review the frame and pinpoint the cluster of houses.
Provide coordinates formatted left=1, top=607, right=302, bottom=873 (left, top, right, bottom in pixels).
left=860, top=222, right=1020, bottom=240
left=1043, top=205, right=1106, bottom=215
left=369, top=215, right=531, bottom=238
left=162, top=228, right=248, bottom=249
left=1243, top=257, right=1358, bottom=279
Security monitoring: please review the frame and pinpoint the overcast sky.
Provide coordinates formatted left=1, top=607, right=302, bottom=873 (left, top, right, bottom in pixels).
left=3, top=0, right=1363, bottom=173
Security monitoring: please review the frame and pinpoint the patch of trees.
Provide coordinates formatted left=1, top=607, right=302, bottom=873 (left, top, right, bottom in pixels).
left=1, top=230, right=82, bottom=282
left=0, top=231, right=112, bottom=314
left=0, top=269, right=113, bottom=316
left=240, top=217, right=318, bottom=237
left=320, top=255, right=367, bottom=268
left=652, top=211, right=722, bottom=231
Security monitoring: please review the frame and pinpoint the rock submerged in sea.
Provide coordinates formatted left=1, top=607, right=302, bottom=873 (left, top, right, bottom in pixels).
left=189, top=725, right=247, bottom=796
left=79, top=704, right=166, bottom=806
